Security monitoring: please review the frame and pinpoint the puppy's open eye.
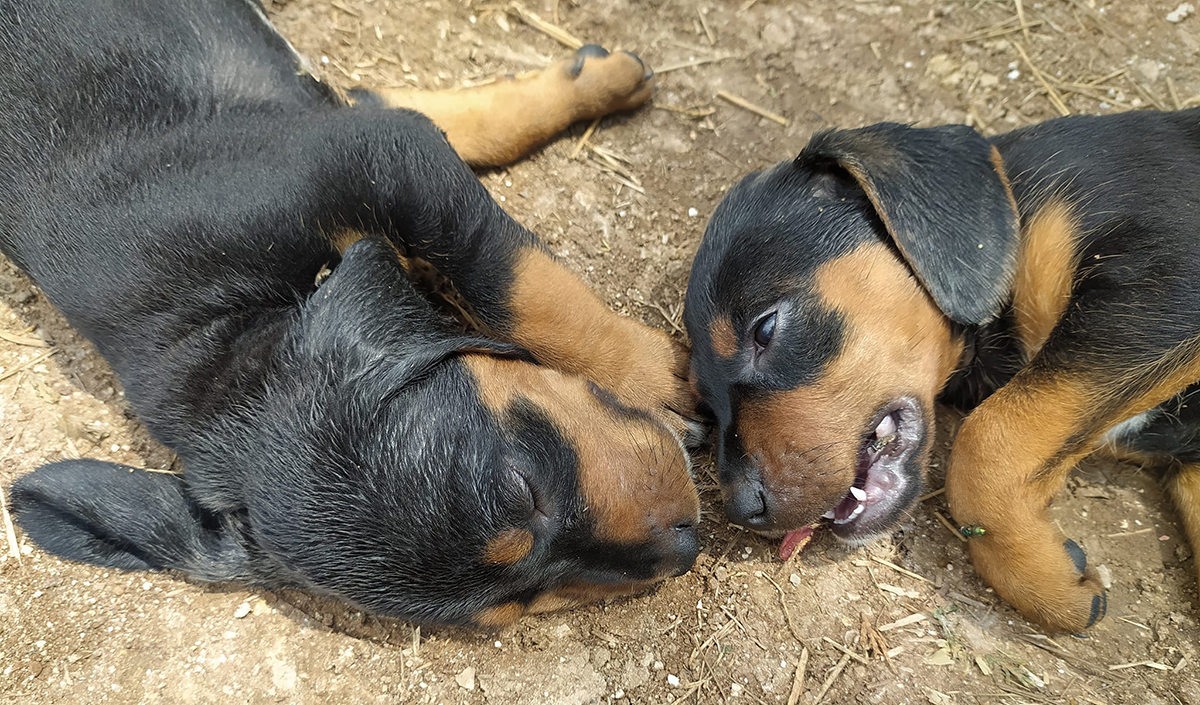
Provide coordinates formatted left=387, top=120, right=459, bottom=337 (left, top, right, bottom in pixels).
left=753, top=312, right=777, bottom=349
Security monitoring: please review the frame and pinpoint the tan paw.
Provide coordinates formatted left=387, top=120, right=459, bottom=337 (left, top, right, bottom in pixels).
left=963, top=522, right=1107, bottom=633
left=609, top=324, right=706, bottom=448
left=559, top=44, right=654, bottom=119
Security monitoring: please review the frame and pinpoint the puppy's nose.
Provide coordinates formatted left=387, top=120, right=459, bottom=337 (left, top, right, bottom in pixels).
left=724, top=480, right=771, bottom=528
left=667, top=520, right=700, bottom=577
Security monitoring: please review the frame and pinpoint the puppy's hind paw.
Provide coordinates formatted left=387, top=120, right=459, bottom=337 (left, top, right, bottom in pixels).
left=559, top=44, right=654, bottom=118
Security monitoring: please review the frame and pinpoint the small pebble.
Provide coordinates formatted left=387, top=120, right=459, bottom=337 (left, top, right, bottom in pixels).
left=1166, top=2, right=1194, bottom=23
left=687, top=207, right=699, bottom=218
left=233, top=602, right=251, bottom=619
left=455, top=667, right=475, bottom=691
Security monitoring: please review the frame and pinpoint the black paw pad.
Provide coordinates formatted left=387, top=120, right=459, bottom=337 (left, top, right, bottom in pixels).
left=620, top=50, right=652, bottom=80
left=1063, top=539, right=1087, bottom=574
left=1085, top=591, right=1107, bottom=628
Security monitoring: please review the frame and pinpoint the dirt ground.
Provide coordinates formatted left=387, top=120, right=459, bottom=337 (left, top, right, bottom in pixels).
left=4, top=0, right=1200, bottom=703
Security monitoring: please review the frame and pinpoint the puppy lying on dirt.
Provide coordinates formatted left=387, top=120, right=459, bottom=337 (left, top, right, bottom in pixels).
left=3, top=0, right=701, bottom=627
left=685, top=111, right=1200, bottom=633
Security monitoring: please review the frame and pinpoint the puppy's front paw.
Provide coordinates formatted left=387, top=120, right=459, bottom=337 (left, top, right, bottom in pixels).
left=966, top=526, right=1107, bottom=633
left=559, top=44, right=654, bottom=118
left=608, top=324, right=706, bottom=445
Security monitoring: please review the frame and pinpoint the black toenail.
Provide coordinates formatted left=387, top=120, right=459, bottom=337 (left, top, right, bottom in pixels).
left=568, top=46, right=609, bottom=79
left=1063, top=539, right=1087, bottom=573
left=577, top=44, right=610, bottom=58
left=1085, top=592, right=1106, bottom=628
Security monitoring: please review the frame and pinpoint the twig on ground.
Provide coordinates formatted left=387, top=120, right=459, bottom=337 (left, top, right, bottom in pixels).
left=820, top=636, right=870, bottom=666
left=0, top=435, right=23, bottom=563
left=1013, top=42, right=1070, bottom=116
left=957, top=19, right=1044, bottom=42
left=697, top=8, right=716, bottom=45
left=871, top=556, right=933, bottom=584
left=1116, top=616, right=1151, bottom=631
left=570, top=118, right=601, bottom=159
left=0, top=330, right=48, bottom=348
left=1106, top=527, right=1153, bottom=538
left=657, top=55, right=736, bottom=74
left=918, top=486, right=946, bottom=502
left=1016, top=635, right=1111, bottom=677
left=877, top=612, right=927, bottom=632
left=654, top=104, right=718, bottom=118
left=1014, top=0, right=1031, bottom=41
left=508, top=3, right=583, bottom=49
left=762, top=573, right=805, bottom=642
left=0, top=349, right=61, bottom=384
left=1167, top=77, right=1184, bottom=110
left=786, top=647, right=809, bottom=705
left=1125, top=75, right=1168, bottom=111
left=935, top=510, right=968, bottom=543
left=716, top=90, right=788, bottom=126
left=813, top=653, right=851, bottom=705
left=1109, top=660, right=1171, bottom=671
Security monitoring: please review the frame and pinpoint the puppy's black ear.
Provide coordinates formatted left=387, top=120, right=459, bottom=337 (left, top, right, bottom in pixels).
left=799, top=123, right=1020, bottom=325
left=303, top=236, right=527, bottom=387
left=9, top=460, right=249, bottom=582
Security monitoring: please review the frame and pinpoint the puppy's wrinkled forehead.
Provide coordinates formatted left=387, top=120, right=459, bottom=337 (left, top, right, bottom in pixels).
left=689, top=165, right=874, bottom=316
left=685, top=163, right=876, bottom=391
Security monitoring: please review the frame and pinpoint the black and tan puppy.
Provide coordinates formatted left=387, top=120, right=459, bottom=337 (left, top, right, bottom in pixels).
left=2, top=0, right=701, bottom=627
left=685, top=110, right=1200, bottom=633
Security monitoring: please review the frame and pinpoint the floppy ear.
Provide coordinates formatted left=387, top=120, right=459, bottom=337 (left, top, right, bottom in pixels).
left=798, top=123, right=1020, bottom=325
left=303, top=235, right=528, bottom=387
left=9, top=460, right=249, bottom=582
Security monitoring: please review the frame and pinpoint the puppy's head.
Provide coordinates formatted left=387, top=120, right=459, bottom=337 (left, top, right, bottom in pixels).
left=684, top=123, right=1018, bottom=546
left=11, top=237, right=699, bottom=627
left=240, top=352, right=699, bottom=628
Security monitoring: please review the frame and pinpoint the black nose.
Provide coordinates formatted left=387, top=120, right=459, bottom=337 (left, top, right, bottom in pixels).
left=724, top=480, right=771, bottom=528
left=668, top=520, right=700, bottom=576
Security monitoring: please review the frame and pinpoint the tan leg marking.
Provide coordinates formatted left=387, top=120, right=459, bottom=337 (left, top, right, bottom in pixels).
left=1167, top=465, right=1200, bottom=585
left=373, top=50, right=652, bottom=167
left=474, top=601, right=525, bottom=627
left=1011, top=199, right=1079, bottom=358
left=506, top=248, right=693, bottom=426
left=948, top=343, right=1200, bottom=632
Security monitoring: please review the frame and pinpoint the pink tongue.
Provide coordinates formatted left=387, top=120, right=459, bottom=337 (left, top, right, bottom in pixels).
left=779, top=525, right=817, bottom=560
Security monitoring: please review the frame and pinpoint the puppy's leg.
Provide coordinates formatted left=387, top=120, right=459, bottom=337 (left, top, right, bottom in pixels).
left=359, top=45, right=652, bottom=167
left=946, top=290, right=1200, bottom=633
left=1167, top=465, right=1200, bottom=585
left=324, top=110, right=695, bottom=435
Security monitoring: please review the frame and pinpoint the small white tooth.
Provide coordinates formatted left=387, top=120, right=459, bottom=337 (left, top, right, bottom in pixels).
left=848, top=504, right=865, bottom=521
left=875, top=414, right=897, bottom=438
left=822, top=510, right=836, bottom=520
left=850, top=486, right=867, bottom=501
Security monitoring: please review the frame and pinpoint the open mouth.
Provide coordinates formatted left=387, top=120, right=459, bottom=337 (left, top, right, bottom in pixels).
left=824, top=397, right=925, bottom=540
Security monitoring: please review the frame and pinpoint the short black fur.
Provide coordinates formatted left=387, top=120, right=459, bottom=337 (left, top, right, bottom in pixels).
left=2, top=0, right=689, bottom=626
